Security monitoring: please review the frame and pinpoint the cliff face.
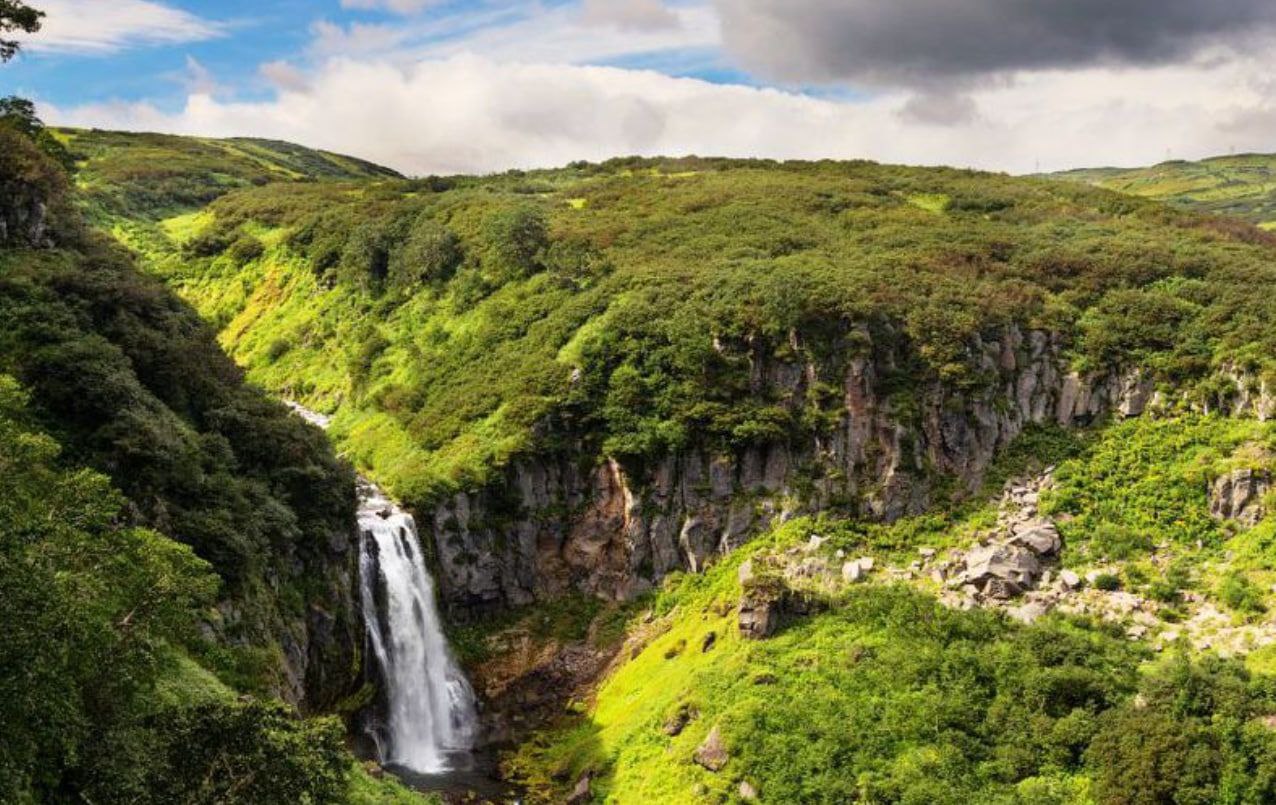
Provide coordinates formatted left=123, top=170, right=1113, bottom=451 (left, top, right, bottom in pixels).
left=426, top=325, right=1157, bottom=613
left=213, top=529, right=362, bottom=712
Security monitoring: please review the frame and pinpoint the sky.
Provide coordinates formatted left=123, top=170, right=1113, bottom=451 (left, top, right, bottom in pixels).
left=5, top=0, right=1276, bottom=176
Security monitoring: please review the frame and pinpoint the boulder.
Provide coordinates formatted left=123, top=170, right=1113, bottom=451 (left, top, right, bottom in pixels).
left=962, top=544, right=1040, bottom=598
left=694, top=726, right=729, bottom=772
left=1009, top=522, right=1062, bottom=556
left=568, top=773, right=592, bottom=804
left=1210, top=468, right=1271, bottom=528
left=738, top=598, right=779, bottom=640
left=842, top=560, right=864, bottom=583
left=663, top=703, right=697, bottom=736
left=1059, top=569, right=1081, bottom=589
left=1009, top=600, right=1051, bottom=624
left=739, top=781, right=759, bottom=801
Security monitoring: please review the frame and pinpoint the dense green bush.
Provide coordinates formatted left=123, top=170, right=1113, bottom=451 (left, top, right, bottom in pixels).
left=138, top=156, right=1276, bottom=509
left=389, top=214, right=463, bottom=289
left=482, top=205, right=548, bottom=282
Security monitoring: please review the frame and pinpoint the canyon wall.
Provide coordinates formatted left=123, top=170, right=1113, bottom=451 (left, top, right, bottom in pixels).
left=425, top=324, right=1163, bottom=613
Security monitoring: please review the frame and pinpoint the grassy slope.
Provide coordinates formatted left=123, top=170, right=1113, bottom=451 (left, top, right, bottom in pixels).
left=506, top=416, right=1276, bottom=804
left=1051, top=153, right=1276, bottom=229
left=122, top=156, right=1276, bottom=511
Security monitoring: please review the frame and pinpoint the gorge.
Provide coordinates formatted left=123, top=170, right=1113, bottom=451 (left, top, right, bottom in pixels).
left=11, top=122, right=1276, bottom=804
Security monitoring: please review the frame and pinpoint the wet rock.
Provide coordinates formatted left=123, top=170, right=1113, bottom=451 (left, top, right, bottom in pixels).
left=694, top=726, right=729, bottom=772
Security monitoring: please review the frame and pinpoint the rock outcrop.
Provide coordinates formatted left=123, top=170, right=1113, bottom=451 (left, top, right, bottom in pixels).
left=426, top=325, right=1156, bottom=613
left=694, top=726, right=729, bottom=772
left=0, top=128, right=65, bottom=250
left=1210, top=468, right=1271, bottom=527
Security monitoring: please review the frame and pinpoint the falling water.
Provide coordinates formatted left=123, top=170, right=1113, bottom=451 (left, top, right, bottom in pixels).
left=285, top=402, right=477, bottom=774
left=358, top=482, right=478, bottom=774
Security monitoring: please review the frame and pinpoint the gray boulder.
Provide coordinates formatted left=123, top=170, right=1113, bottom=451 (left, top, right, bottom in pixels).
left=962, top=544, right=1040, bottom=598
left=1009, top=521, right=1062, bottom=556
left=694, top=726, right=729, bottom=771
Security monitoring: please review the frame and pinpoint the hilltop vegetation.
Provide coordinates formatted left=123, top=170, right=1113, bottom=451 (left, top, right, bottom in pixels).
left=1052, top=153, right=1276, bottom=230
left=116, top=153, right=1276, bottom=510
left=58, top=126, right=400, bottom=222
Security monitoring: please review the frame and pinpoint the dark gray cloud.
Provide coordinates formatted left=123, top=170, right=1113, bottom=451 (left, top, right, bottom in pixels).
left=715, top=0, right=1276, bottom=87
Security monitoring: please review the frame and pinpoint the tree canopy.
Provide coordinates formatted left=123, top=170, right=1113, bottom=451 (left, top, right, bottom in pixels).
left=0, top=0, right=41, bottom=62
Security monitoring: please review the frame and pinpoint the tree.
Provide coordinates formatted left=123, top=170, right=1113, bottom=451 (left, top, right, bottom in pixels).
left=482, top=205, right=548, bottom=282
left=0, top=94, right=73, bottom=169
left=1, top=0, right=42, bottom=62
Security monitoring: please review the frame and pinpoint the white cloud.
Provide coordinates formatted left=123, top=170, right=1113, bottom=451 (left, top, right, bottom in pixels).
left=18, top=0, right=221, bottom=54
left=182, top=56, right=219, bottom=95
left=341, top=0, right=441, bottom=14
left=41, top=47, right=1276, bottom=177
left=260, top=60, right=311, bottom=93
left=582, top=0, right=681, bottom=32
left=308, top=2, right=718, bottom=67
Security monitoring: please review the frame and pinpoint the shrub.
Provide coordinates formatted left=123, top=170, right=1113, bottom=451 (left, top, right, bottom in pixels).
left=266, top=338, right=292, bottom=362
left=1219, top=572, right=1266, bottom=615
left=389, top=215, right=462, bottom=289
left=227, top=233, right=265, bottom=265
left=1094, top=573, right=1122, bottom=591
left=482, top=205, right=548, bottom=282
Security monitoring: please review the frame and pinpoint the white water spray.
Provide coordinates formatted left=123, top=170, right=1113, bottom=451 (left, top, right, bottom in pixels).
left=359, top=483, right=478, bottom=773
left=286, top=403, right=477, bottom=774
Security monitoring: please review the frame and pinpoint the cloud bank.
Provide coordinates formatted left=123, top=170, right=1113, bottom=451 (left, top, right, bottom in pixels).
left=19, top=0, right=220, bottom=54
left=714, top=0, right=1276, bottom=87
left=43, top=50, right=1276, bottom=177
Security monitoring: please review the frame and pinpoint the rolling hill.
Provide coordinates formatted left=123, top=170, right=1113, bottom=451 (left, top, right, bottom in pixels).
left=1051, top=152, right=1276, bottom=229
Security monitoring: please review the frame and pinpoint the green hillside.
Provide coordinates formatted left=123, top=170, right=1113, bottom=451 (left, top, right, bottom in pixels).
left=0, top=117, right=425, bottom=802
left=1051, top=153, right=1276, bottom=229
left=56, top=127, right=401, bottom=221
left=123, top=156, right=1276, bottom=507
left=20, top=122, right=1276, bottom=804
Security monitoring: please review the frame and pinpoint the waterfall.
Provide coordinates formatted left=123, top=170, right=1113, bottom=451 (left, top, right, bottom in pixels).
left=285, top=402, right=477, bottom=774
left=358, top=482, right=478, bottom=773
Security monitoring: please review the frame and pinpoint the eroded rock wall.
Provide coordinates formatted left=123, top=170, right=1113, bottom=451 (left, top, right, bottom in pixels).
left=427, top=325, right=1152, bottom=613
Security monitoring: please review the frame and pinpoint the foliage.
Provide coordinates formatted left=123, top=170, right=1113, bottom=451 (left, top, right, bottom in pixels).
left=1043, top=416, right=1270, bottom=561
left=509, top=519, right=1276, bottom=804
left=0, top=96, right=73, bottom=169
left=104, top=154, right=1276, bottom=511
left=0, top=373, right=218, bottom=798
left=0, top=0, right=41, bottom=62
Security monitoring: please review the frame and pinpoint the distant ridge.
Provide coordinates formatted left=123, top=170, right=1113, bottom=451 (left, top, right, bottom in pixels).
left=1049, top=152, right=1276, bottom=229
left=56, top=127, right=400, bottom=219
